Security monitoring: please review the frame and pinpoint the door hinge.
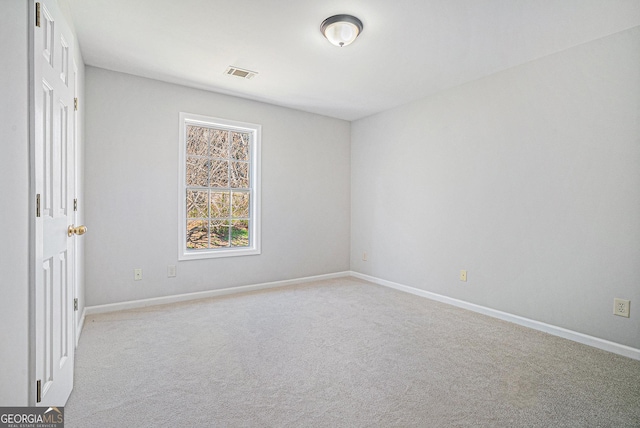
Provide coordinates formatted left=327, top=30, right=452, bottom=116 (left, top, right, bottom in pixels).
left=74, top=97, right=78, bottom=111
left=36, top=379, right=42, bottom=403
left=73, top=198, right=78, bottom=211
left=36, top=194, right=41, bottom=217
left=35, top=3, right=41, bottom=27
left=74, top=298, right=78, bottom=311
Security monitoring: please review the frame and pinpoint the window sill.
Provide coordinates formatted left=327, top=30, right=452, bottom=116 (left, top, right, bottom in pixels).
left=178, top=247, right=261, bottom=261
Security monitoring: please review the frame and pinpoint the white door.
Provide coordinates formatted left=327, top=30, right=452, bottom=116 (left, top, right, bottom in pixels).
left=32, top=0, right=77, bottom=406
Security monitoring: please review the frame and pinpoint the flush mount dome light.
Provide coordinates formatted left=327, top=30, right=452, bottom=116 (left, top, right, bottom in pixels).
left=321, top=14, right=363, bottom=47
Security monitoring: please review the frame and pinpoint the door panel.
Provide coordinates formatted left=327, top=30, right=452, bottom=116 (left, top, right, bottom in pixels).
left=33, top=0, right=75, bottom=406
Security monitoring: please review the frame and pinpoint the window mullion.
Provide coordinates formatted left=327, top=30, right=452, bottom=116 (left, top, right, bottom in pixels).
left=207, top=130, right=213, bottom=249
left=227, top=130, right=232, bottom=247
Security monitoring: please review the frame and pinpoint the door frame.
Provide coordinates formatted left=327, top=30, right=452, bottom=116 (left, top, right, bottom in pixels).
left=28, top=0, right=37, bottom=406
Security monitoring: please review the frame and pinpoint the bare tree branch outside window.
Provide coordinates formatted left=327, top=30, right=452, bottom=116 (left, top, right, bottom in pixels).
left=185, top=125, right=251, bottom=249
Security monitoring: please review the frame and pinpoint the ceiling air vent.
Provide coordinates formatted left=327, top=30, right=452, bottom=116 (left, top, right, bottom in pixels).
left=225, top=66, right=258, bottom=80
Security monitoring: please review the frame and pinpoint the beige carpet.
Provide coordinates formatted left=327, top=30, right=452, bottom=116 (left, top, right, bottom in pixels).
left=66, top=277, right=640, bottom=427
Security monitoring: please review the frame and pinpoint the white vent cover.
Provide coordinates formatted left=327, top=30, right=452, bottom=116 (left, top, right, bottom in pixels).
left=225, top=66, right=258, bottom=80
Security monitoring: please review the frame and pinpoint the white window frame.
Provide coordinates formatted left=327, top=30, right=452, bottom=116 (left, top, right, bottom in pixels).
left=178, top=112, right=261, bottom=260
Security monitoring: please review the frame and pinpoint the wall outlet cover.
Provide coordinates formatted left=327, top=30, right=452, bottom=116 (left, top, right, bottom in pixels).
left=460, top=270, right=467, bottom=282
left=613, top=298, right=630, bottom=318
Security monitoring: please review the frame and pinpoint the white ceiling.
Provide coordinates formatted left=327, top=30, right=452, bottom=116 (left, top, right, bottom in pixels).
left=65, top=0, right=640, bottom=121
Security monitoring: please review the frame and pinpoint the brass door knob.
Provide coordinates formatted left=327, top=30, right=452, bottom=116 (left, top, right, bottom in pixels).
left=68, top=225, right=87, bottom=237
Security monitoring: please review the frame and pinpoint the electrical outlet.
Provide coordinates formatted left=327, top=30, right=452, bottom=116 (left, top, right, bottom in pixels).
left=134, top=269, right=142, bottom=281
left=613, top=298, right=630, bottom=318
left=460, top=270, right=467, bottom=282
left=167, top=265, right=176, bottom=278
left=362, top=251, right=368, bottom=261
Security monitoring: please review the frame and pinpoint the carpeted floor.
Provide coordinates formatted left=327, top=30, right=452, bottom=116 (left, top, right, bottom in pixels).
left=65, top=277, right=640, bottom=427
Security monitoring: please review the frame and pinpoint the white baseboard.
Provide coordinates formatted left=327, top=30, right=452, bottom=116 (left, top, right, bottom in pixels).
left=350, top=271, right=640, bottom=361
left=82, top=269, right=639, bottom=361
left=84, top=271, right=350, bottom=316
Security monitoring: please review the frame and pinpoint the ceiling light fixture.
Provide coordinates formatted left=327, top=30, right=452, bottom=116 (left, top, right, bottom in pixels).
left=320, top=14, right=363, bottom=47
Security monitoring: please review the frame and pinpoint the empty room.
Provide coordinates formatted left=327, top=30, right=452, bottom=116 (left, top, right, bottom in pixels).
left=1, top=0, right=639, bottom=426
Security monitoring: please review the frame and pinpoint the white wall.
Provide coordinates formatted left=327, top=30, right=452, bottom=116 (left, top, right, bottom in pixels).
left=0, top=0, right=30, bottom=406
left=351, top=27, right=640, bottom=348
left=84, top=67, right=351, bottom=306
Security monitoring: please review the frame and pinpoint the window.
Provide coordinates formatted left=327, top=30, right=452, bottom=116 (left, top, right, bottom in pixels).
left=178, top=113, right=261, bottom=260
